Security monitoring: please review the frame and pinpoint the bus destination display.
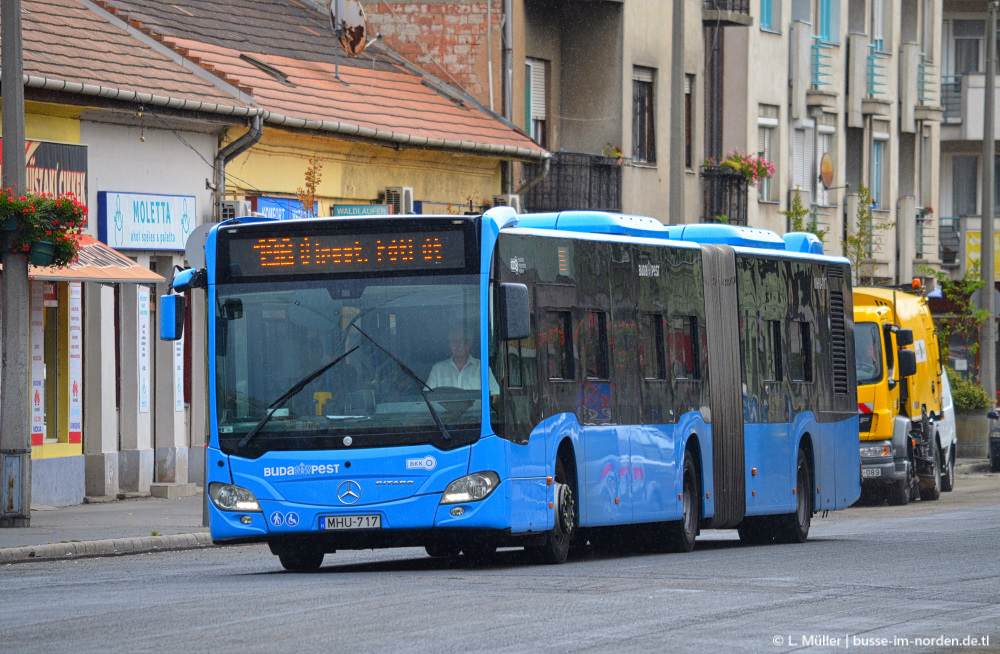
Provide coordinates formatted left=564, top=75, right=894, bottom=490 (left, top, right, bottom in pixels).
left=225, top=230, right=467, bottom=276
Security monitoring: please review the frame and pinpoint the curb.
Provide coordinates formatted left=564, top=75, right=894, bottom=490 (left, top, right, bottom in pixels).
left=0, top=531, right=214, bottom=564
left=957, top=461, right=993, bottom=474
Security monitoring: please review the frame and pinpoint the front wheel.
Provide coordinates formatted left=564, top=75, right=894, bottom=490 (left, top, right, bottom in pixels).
left=775, top=449, right=811, bottom=544
left=941, top=445, right=955, bottom=492
left=277, top=546, right=324, bottom=572
left=530, top=457, right=575, bottom=564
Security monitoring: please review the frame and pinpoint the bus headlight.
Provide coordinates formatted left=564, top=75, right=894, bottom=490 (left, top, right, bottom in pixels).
left=440, top=471, right=500, bottom=504
left=859, top=445, right=893, bottom=458
left=209, top=482, right=262, bottom=512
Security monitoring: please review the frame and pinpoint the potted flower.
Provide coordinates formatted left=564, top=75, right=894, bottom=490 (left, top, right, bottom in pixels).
left=717, top=150, right=776, bottom=187
left=1, top=189, right=88, bottom=267
left=948, top=367, right=995, bottom=459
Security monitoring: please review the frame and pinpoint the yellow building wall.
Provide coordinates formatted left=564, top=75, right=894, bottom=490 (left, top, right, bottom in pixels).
left=224, top=129, right=504, bottom=213
left=0, top=101, right=84, bottom=143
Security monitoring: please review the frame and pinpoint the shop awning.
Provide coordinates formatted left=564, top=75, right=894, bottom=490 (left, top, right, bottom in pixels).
left=22, top=234, right=164, bottom=283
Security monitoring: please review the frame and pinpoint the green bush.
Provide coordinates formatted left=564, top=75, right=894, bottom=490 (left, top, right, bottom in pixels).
left=946, top=367, right=993, bottom=412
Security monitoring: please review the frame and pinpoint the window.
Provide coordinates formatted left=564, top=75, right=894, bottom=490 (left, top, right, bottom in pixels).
left=952, top=157, right=977, bottom=217
left=507, top=339, right=524, bottom=389
left=525, top=58, right=547, bottom=147
left=632, top=67, right=656, bottom=164
left=641, top=313, right=667, bottom=380
left=872, top=0, right=885, bottom=51
left=669, top=315, right=700, bottom=380
left=546, top=311, right=574, bottom=380
left=951, top=20, right=984, bottom=74
left=790, top=321, right=813, bottom=382
left=818, top=0, right=840, bottom=43
left=685, top=75, right=694, bottom=169
left=871, top=138, right=886, bottom=209
left=793, top=126, right=815, bottom=205
left=765, top=319, right=783, bottom=382
left=582, top=311, right=609, bottom=380
left=758, top=105, right=779, bottom=202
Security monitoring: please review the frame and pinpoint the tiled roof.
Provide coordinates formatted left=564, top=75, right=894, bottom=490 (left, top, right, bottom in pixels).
left=92, top=0, right=547, bottom=160
left=15, top=0, right=253, bottom=117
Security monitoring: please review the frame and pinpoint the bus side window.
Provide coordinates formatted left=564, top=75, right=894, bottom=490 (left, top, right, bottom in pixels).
left=790, top=320, right=812, bottom=382
left=670, top=315, right=701, bottom=380
left=546, top=310, right=575, bottom=380
left=640, top=313, right=667, bottom=380
left=583, top=311, right=609, bottom=380
left=507, top=339, right=524, bottom=388
left=765, top=319, right=783, bottom=382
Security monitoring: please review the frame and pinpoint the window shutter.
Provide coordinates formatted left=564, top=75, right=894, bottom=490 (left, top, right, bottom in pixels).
left=793, top=128, right=814, bottom=204
left=873, top=0, right=884, bottom=46
left=529, top=60, right=546, bottom=120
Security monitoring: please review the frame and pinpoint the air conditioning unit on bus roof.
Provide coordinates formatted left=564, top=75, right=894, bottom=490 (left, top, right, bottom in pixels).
left=385, top=186, right=414, bottom=215
left=492, top=194, right=522, bottom=214
left=221, top=200, right=251, bottom=221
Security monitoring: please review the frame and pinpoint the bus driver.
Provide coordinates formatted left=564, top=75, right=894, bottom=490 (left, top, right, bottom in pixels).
left=427, top=329, right=500, bottom=398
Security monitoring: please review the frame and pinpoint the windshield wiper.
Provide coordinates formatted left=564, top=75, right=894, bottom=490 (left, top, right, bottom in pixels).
left=238, top=346, right=359, bottom=449
left=350, top=324, right=452, bottom=441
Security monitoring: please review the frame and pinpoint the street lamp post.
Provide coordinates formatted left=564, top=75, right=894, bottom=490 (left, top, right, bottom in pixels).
left=982, top=0, right=998, bottom=407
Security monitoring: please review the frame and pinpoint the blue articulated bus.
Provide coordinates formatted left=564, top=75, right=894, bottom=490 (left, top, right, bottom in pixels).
left=161, top=208, right=861, bottom=570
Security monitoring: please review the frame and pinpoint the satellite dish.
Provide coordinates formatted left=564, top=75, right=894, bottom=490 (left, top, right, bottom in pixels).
left=820, top=152, right=835, bottom=190
left=330, top=0, right=378, bottom=57
left=184, top=222, right=216, bottom=269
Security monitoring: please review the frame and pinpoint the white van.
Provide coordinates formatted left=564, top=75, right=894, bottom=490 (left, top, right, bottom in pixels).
left=938, top=373, right=958, bottom=491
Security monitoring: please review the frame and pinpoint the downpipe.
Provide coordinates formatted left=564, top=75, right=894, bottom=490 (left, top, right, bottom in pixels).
left=214, top=114, right=263, bottom=220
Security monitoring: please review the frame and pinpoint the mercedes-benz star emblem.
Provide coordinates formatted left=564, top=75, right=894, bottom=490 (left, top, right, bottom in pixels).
left=337, top=480, right=361, bottom=505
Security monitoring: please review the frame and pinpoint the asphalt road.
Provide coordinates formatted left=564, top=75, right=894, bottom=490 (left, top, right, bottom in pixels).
left=3, top=474, right=999, bottom=654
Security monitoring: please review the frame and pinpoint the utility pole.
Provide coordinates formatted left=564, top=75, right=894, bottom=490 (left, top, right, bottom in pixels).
left=1, top=0, right=32, bottom=527
left=669, top=0, right=685, bottom=222
left=982, top=0, right=998, bottom=406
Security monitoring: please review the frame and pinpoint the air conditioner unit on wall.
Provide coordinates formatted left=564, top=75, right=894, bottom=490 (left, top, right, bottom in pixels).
left=221, top=200, right=251, bottom=220
left=385, top=187, right=414, bottom=215
left=492, top=194, right=522, bottom=214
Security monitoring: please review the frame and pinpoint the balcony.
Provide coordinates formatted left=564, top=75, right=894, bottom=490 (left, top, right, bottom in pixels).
left=700, top=165, right=748, bottom=225
left=939, top=217, right=959, bottom=267
left=522, top=151, right=622, bottom=213
left=939, top=73, right=1000, bottom=140
left=702, top=0, right=752, bottom=26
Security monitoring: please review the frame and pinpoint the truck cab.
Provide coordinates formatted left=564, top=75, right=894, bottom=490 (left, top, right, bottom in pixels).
left=854, top=287, right=950, bottom=504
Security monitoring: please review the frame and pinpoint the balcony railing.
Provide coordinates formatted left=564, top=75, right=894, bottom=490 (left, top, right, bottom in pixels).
left=703, top=0, right=750, bottom=12
left=915, top=210, right=934, bottom=260
left=701, top=165, right=748, bottom=225
left=918, top=54, right=937, bottom=104
left=942, top=74, right=962, bottom=123
left=522, top=151, right=622, bottom=213
left=811, top=37, right=833, bottom=90
left=939, top=216, right=960, bottom=266
left=866, top=44, right=888, bottom=97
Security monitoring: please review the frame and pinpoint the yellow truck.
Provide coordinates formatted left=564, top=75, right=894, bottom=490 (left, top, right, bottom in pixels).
left=854, top=287, right=954, bottom=504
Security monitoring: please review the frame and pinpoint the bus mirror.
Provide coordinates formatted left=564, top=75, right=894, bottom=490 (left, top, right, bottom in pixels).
left=898, top=349, right=917, bottom=377
left=895, top=328, right=914, bottom=346
left=171, top=268, right=206, bottom=293
left=160, top=295, right=186, bottom=341
left=499, top=283, right=530, bottom=341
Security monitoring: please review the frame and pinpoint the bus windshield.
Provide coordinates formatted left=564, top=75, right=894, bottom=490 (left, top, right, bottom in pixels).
left=854, top=321, right=883, bottom=385
left=214, top=273, right=483, bottom=455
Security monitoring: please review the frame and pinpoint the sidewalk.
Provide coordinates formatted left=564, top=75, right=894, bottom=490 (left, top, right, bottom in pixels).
left=0, top=491, right=214, bottom=564
left=1, top=460, right=994, bottom=564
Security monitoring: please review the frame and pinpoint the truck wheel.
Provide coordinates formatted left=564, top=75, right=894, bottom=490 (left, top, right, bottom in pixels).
left=887, top=478, right=910, bottom=505
left=919, top=441, right=942, bottom=501
left=991, top=448, right=1000, bottom=473
left=940, top=445, right=955, bottom=492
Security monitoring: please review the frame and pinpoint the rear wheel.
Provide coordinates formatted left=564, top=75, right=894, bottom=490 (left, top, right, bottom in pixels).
left=775, top=449, right=811, bottom=544
left=277, top=546, right=324, bottom=572
left=664, top=454, right=700, bottom=552
left=919, top=441, right=942, bottom=501
left=425, top=542, right=462, bottom=559
left=737, top=517, right=776, bottom=545
left=940, top=445, right=955, bottom=492
left=530, top=457, right=575, bottom=564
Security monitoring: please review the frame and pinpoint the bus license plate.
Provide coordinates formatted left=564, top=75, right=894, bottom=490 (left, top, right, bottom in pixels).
left=862, top=468, right=881, bottom=478
left=321, top=515, right=381, bottom=530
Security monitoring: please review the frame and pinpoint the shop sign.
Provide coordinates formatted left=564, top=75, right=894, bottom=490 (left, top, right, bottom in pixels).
left=138, top=288, right=150, bottom=413
left=98, top=191, right=195, bottom=251
left=68, top=283, right=83, bottom=444
left=256, top=197, right=316, bottom=220
left=333, top=204, right=390, bottom=216
left=30, top=283, right=45, bottom=446
left=0, top=139, right=88, bottom=200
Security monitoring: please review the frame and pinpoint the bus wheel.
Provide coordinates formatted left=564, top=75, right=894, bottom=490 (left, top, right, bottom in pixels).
left=531, top=457, right=575, bottom=564
left=737, top=517, right=775, bottom=545
left=277, top=546, right=324, bottom=572
left=776, top=449, right=811, bottom=544
left=664, top=454, right=700, bottom=552
left=461, top=542, right=497, bottom=565
left=425, top=541, right=462, bottom=559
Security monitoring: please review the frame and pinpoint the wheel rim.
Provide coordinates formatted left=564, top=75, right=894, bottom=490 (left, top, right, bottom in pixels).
left=683, top=469, right=696, bottom=537
left=796, top=463, right=809, bottom=529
